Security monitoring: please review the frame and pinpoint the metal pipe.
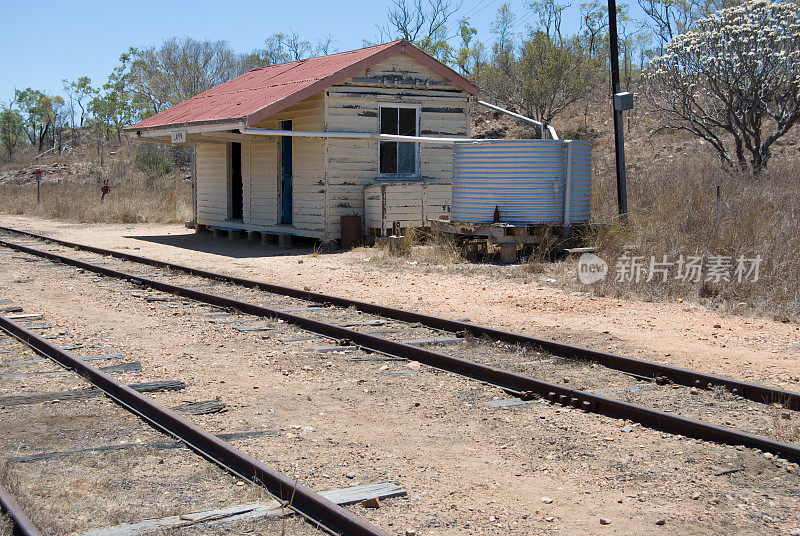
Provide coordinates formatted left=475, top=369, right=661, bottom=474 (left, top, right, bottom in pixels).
left=130, top=123, right=481, bottom=145
left=477, top=100, right=559, bottom=140
left=2, top=226, right=799, bottom=412
left=563, top=141, right=574, bottom=235
left=377, top=133, right=478, bottom=144
left=0, top=316, right=392, bottom=536
left=240, top=126, right=372, bottom=139
left=128, top=122, right=242, bottom=138
left=0, top=483, right=43, bottom=536
left=4, top=237, right=800, bottom=462
left=239, top=125, right=480, bottom=145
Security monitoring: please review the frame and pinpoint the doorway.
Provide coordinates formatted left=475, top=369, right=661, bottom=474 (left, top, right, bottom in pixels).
left=228, top=142, right=243, bottom=221
left=279, top=120, right=292, bottom=225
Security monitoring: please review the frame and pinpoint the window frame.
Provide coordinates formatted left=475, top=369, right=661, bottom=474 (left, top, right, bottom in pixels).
left=378, top=103, right=421, bottom=179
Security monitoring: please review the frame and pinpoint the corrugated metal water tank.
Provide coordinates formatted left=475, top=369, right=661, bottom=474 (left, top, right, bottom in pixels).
left=451, top=139, right=591, bottom=225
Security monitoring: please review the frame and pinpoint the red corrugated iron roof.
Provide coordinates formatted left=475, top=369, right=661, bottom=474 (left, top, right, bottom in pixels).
left=125, top=39, right=479, bottom=131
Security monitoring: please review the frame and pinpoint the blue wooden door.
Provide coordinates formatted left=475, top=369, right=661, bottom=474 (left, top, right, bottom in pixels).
left=280, top=120, right=292, bottom=225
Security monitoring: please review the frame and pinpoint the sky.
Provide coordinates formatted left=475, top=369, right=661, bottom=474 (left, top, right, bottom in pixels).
left=0, top=0, right=645, bottom=106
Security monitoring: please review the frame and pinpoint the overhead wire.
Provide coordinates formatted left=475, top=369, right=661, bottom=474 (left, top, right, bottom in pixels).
left=508, top=7, right=539, bottom=35
left=445, top=0, right=502, bottom=41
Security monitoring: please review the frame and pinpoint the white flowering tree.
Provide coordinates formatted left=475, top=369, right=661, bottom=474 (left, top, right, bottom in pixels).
left=643, top=0, right=800, bottom=173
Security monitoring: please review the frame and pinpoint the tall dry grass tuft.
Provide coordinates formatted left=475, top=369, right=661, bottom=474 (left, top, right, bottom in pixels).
left=0, top=175, right=191, bottom=224
left=360, top=228, right=465, bottom=266
left=589, top=149, right=800, bottom=318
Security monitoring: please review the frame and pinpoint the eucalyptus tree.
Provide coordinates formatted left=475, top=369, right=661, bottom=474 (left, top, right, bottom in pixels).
left=0, top=107, right=24, bottom=158
left=514, top=32, right=603, bottom=125
left=14, top=88, right=63, bottom=151
left=127, top=38, right=242, bottom=115
left=61, top=76, right=95, bottom=127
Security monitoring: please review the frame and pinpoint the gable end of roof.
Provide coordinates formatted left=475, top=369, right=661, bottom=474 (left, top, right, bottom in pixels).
left=125, top=39, right=479, bottom=132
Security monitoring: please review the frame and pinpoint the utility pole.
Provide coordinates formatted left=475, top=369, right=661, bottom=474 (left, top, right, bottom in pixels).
left=607, top=0, right=631, bottom=218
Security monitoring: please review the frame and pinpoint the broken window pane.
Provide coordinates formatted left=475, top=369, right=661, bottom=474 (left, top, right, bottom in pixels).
left=397, top=142, right=415, bottom=174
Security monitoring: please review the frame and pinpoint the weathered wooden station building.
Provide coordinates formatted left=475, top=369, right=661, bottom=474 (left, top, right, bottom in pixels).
left=125, top=40, right=480, bottom=241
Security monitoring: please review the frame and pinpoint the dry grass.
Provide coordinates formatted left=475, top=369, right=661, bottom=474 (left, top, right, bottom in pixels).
left=771, top=410, right=800, bottom=443
left=0, top=133, right=192, bottom=224
left=359, top=228, right=464, bottom=265
left=0, top=176, right=191, bottom=224
left=585, top=149, right=800, bottom=318
left=351, top=229, right=559, bottom=281
left=1, top=448, right=268, bottom=535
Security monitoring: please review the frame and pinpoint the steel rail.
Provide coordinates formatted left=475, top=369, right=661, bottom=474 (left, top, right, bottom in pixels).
left=3, top=239, right=800, bottom=463
left=0, top=316, right=391, bottom=536
left=1, top=226, right=798, bottom=411
left=0, top=483, right=43, bottom=536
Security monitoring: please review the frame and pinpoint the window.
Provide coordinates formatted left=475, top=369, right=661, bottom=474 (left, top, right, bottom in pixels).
left=379, top=106, right=418, bottom=176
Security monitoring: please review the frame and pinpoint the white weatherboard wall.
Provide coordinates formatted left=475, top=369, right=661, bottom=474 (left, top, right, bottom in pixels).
left=195, top=142, right=228, bottom=228
left=323, top=53, right=471, bottom=237
left=252, top=93, right=325, bottom=235
left=195, top=141, right=276, bottom=231
left=364, top=182, right=452, bottom=235
left=248, top=142, right=278, bottom=227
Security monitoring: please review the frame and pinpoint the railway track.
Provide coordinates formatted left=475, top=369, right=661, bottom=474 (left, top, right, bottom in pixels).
left=0, top=482, right=42, bottom=536
left=1, top=226, right=798, bottom=465
left=1, top=225, right=796, bottom=410
left=0, top=314, right=391, bottom=536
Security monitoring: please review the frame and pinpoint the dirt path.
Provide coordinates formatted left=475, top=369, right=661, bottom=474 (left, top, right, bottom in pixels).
left=3, top=215, right=797, bottom=392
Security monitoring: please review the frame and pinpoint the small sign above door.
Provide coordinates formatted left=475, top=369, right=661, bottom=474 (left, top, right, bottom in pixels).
left=171, top=130, right=187, bottom=144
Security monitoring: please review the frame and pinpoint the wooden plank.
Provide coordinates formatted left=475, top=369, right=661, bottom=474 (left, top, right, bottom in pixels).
left=0, top=361, right=141, bottom=378
left=327, top=89, right=468, bottom=101
left=279, top=335, right=325, bottom=344
left=0, top=380, right=186, bottom=407
left=0, top=352, right=125, bottom=367
left=333, top=319, right=387, bottom=327
left=320, top=481, right=406, bottom=504
left=401, top=336, right=461, bottom=346
left=79, top=481, right=406, bottom=536
left=231, top=325, right=276, bottom=332
left=482, top=398, right=540, bottom=409
left=3, top=313, right=42, bottom=320
left=308, top=345, right=357, bottom=353
left=171, top=399, right=228, bottom=415
left=8, top=430, right=275, bottom=464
